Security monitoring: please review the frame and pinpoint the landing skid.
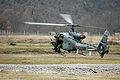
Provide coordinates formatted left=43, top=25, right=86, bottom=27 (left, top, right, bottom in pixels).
left=75, top=49, right=86, bottom=56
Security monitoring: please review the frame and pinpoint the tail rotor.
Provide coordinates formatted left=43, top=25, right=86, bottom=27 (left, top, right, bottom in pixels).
left=97, top=30, right=110, bottom=58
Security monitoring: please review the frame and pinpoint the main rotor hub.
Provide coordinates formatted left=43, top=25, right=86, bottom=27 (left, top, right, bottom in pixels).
left=67, top=24, right=79, bottom=27
left=68, top=24, right=79, bottom=32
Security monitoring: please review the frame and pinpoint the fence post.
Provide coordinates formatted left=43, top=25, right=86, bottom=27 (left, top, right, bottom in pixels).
left=24, top=30, right=26, bottom=35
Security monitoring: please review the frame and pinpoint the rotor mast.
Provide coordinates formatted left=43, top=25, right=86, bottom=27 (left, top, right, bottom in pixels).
left=69, top=24, right=79, bottom=32
left=71, top=26, right=74, bottom=32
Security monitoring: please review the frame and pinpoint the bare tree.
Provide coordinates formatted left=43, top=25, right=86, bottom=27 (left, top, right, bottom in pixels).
left=0, top=15, right=11, bottom=31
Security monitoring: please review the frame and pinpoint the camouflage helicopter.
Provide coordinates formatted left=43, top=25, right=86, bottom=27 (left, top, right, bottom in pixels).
left=24, top=14, right=110, bottom=58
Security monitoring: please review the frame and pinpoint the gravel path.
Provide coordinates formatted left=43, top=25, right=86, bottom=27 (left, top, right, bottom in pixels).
left=0, top=64, right=120, bottom=75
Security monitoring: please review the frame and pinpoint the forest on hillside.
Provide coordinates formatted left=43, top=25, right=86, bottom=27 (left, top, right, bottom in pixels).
left=0, top=0, right=120, bottom=34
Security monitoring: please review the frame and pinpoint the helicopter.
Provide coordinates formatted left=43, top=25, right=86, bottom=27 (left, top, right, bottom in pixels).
left=24, top=14, right=110, bottom=58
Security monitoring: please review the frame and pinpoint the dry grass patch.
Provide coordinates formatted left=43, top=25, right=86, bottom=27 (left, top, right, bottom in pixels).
left=0, top=35, right=54, bottom=43
left=0, top=35, right=119, bottom=45
left=0, top=35, right=119, bottom=64
left=0, top=53, right=120, bottom=64
left=0, top=71, right=120, bottom=80
left=83, top=36, right=120, bottom=45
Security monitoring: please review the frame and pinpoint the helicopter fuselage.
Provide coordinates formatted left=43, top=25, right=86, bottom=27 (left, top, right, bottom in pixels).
left=54, top=32, right=96, bottom=52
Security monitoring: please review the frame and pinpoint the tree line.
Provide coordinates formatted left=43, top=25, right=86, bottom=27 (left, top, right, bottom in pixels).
left=0, top=0, right=120, bottom=34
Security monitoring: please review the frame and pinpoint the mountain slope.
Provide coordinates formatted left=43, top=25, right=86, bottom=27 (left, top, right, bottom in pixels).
left=0, top=0, right=120, bottom=34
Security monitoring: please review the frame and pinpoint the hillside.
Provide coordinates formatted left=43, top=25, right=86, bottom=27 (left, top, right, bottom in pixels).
left=0, top=0, right=120, bottom=34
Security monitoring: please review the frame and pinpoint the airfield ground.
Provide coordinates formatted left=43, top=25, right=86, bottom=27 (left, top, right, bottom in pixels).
left=0, top=71, right=119, bottom=80
left=0, top=64, right=120, bottom=80
left=0, top=35, right=120, bottom=80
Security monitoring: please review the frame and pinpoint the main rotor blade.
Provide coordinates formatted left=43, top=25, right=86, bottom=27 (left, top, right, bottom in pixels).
left=60, top=14, right=73, bottom=24
left=24, top=22, right=68, bottom=26
left=79, top=25, right=106, bottom=29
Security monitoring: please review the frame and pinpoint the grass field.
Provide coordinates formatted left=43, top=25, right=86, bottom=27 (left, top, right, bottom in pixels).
left=0, top=43, right=119, bottom=64
left=0, top=35, right=120, bottom=44
left=0, top=35, right=120, bottom=64
left=0, top=53, right=120, bottom=64
left=0, top=35, right=120, bottom=80
left=0, top=71, right=120, bottom=80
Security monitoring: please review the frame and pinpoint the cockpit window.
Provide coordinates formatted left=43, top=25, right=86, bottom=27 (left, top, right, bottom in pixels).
left=61, top=35, right=64, bottom=38
left=68, top=37, right=71, bottom=39
left=60, top=34, right=64, bottom=38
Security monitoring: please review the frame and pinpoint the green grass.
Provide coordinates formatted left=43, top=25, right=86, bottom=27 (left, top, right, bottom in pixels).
left=0, top=43, right=120, bottom=54
left=0, top=35, right=119, bottom=79
left=0, top=71, right=120, bottom=80
left=0, top=43, right=53, bottom=53
left=109, top=45, right=120, bottom=54
left=0, top=53, right=120, bottom=64
left=0, top=43, right=120, bottom=64
left=0, top=35, right=119, bottom=64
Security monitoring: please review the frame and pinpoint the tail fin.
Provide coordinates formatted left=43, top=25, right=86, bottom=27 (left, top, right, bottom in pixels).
left=97, top=30, right=110, bottom=58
